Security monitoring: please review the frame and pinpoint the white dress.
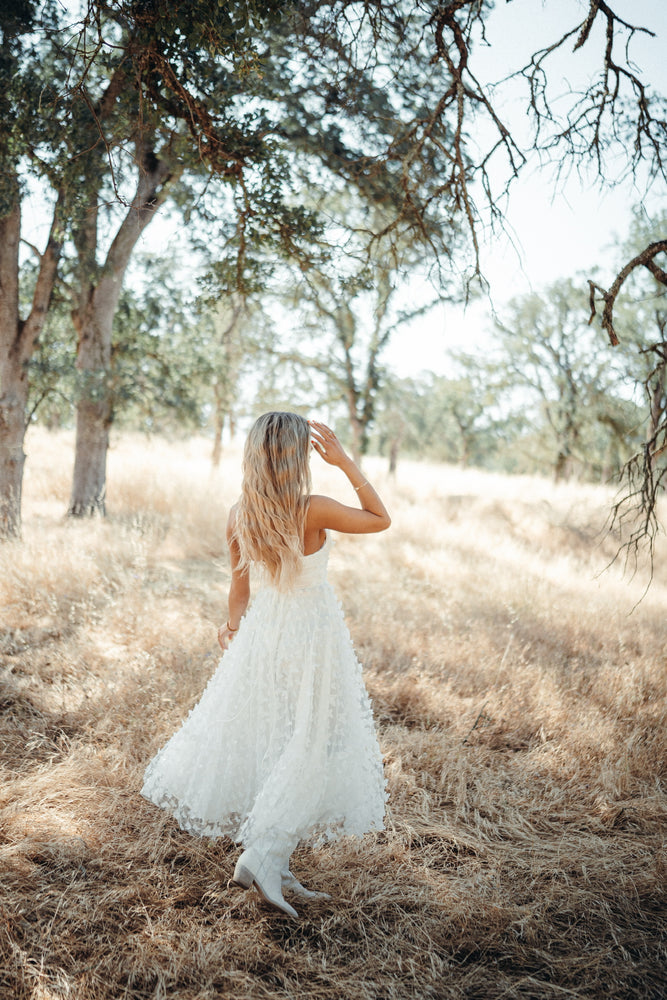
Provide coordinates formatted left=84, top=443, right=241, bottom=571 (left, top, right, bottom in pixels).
left=141, top=532, right=386, bottom=849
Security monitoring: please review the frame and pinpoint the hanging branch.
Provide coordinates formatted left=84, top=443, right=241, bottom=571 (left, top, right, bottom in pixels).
left=590, top=247, right=667, bottom=566
left=587, top=241, right=667, bottom=347
left=518, top=0, right=664, bottom=182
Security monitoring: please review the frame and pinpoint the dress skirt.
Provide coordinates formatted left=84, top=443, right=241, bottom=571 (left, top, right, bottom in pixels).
left=141, top=532, right=386, bottom=848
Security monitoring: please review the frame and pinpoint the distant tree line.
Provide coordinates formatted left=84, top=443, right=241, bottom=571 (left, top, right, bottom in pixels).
left=27, top=213, right=665, bottom=489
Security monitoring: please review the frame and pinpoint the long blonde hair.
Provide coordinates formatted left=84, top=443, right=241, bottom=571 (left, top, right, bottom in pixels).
left=234, top=411, right=312, bottom=588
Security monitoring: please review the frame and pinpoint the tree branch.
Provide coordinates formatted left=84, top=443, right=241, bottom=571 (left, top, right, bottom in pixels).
left=18, top=190, right=67, bottom=365
left=588, top=241, right=667, bottom=346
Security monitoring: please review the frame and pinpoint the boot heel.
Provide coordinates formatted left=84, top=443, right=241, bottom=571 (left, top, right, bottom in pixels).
left=230, top=862, right=254, bottom=890
left=229, top=847, right=299, bottom=918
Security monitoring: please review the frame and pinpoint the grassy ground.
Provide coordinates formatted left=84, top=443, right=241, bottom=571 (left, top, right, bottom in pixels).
left=1, top=429, right=665, bottom=1000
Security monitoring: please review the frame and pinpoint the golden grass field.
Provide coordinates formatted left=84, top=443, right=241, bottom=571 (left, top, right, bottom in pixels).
left=1, top=428, right=666, bottom=1000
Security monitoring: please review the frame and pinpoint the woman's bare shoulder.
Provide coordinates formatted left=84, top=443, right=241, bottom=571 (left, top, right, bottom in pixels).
left=305, top=494, right=330, bottom=524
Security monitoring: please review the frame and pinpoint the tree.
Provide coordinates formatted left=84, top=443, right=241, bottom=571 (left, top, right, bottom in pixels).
left=609, top=209, right=667, bottom=448
left=0, top=0, right=312, bottom=530
left=264, top=255, right=447, bottom=464
left=234, top=157, right=462, bottom=463
left=0, top=1, right=67, bottom=535
left=62, top=0, right=291, bottom=514
left=374, top=371, right=507, bottom=472
left=3, top=0, right=483, bottom=526
left=488, top=279, right=639, bottom=481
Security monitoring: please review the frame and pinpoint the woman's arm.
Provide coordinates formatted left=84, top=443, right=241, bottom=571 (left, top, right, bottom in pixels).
left=308, top=421, right=391, bottom=535
left=218, top=506, right=250, bottom=650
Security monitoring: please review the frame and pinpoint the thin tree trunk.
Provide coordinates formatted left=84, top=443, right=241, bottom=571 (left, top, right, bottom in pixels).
left=0, top=192, right=63, bottom=536
left=209, top=299, right=245, bottom=469
left=68, top=142, right=172, bottom=516
left=646, top=328, right=665, bottom=451
left=211, top=386, right=224, bottom=468
left=0, top=201, right=23, bottom=537
left=69, top=312, right=112, bottom=515
left=0, top=358, right=28, bottom=538
left=388, top=434, right=401, bottom=476
left=554, top=448, right=571, bottom=482
left=347, top=398, right=364, bottom=467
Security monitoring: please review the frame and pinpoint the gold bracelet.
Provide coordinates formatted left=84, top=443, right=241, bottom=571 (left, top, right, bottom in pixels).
left=354, top=480, right=369, bottom=492
left=226, top=621, right=238, bottom=632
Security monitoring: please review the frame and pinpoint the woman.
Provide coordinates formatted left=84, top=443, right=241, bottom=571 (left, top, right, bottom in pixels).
left=141, top=413, right=390, bottom=918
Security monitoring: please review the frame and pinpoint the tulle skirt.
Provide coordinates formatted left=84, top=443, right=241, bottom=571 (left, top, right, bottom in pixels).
left=141, top=577, right=386, bottom=847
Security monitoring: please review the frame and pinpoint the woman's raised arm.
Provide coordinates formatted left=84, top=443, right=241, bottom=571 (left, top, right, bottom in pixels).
left=308, top=421, right=390, bottom=535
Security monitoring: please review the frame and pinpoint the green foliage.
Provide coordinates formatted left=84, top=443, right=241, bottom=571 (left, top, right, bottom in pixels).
left=372, top=273, right=652, bottom=481
left=486, top=278, right=642, bottom=479
left=446, top=279, right=646, bottom=480
left=25, top=254, right=201, bottom=431
left=374, top=371, right=509, bottom=468
left=26, top=312, right=77, bottom=429
left=0, top=1, right=66, bottom=211
left=108, top=278, right=205, bottom=432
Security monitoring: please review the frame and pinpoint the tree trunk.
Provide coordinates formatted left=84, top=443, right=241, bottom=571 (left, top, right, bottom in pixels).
left=70, top=404, right=111, bottom=514
left=453, top=412, right=471, bottom=468
left=600, top=435, right=617, bottom=483
left=211, top=388, right=224, bottom=468
left=647, top=355, right=665, bottom=448
left=0, top=192, right=63, bottom=536
left=388, top=434, right=400, bottom=476
left=68, top=142, right=172, bottom=516
left=554, top=448, right=571, bottom=482
left=69, top=262, right=117, bottom=516
left=68, top=417, right=102, bottom=514
left=209, top=297, right=245, bottom=468
left=0, top=356, right=28, bottom=538
left=348, top=407, right=364, bottom=467
left=0, top=201, right=23, bottom=537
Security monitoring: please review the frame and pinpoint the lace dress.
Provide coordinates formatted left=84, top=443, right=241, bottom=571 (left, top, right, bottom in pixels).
left=141, top=531, right=386, bottom=848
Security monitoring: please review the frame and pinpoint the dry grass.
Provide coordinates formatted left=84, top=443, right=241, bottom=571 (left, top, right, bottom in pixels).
left=1, top=428, right=666, bottom=1000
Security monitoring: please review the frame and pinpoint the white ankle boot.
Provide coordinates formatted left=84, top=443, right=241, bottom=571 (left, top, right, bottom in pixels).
left=231, top=845, right=299, bottom=919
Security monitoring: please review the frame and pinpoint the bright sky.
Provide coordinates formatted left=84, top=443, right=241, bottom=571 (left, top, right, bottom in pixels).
left=384, top=0, right=667, bottom=377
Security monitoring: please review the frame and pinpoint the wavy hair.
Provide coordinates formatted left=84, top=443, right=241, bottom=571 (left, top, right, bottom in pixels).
left=234, top=411, right=312, bottom=589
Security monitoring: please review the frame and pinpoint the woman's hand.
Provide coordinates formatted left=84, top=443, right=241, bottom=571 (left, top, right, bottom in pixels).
left=309, top=420, right=351, bottom=468
left=217, top=624, right=236, bottom=651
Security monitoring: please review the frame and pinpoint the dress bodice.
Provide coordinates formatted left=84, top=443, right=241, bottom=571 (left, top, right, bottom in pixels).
left=253, top=530, right=331, bottom=593
left=293, top=530, right=331, bottom=590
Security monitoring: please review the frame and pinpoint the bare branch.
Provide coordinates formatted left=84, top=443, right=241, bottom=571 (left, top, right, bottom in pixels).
left=588, top=241, right=667, bottom=346
left=519, top=1, right=665, bottom=188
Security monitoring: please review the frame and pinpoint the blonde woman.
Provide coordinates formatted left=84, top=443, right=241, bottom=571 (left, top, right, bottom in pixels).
left=141, top=412, right=390, bottom=918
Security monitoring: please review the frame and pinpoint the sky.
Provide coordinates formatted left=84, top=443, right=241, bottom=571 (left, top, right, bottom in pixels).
left=383, top=0, right=667, bottom=378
